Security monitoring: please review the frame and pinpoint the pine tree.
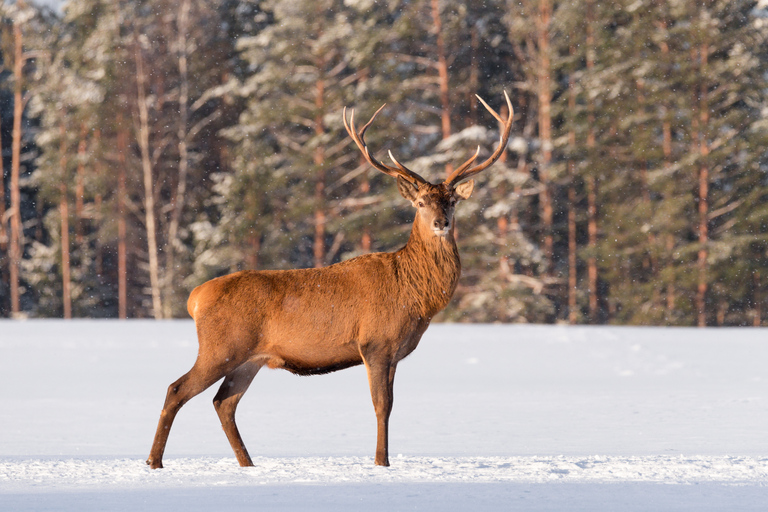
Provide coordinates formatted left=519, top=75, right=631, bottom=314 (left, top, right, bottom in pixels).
left=0, top=1, right=58, bottom=317
left=215, top=0, right=399, bottom=278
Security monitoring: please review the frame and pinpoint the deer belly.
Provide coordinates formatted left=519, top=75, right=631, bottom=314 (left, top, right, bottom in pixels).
left=262, top=315, right=362, bottom=375
left=272, top=338, right=363, bottom=376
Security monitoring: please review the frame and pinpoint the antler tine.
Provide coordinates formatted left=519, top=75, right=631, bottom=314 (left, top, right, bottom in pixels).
left=387, top=150, right=425, bottom=184
left=445, top=90, right=514, bottom=186
left=358, top=103, right=387, bottom=140
left=343, top=106, right=398, bottom=180
left=343, top=105, right=427, bottom=185
left=475, top=95, right=504, bottom=124
left=451, top=145, right=481, bottom=177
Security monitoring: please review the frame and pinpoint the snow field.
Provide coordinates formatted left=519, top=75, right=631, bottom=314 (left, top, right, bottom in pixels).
left=0, top=321, right=766, bottom=510
left=1, top=455, right=767, bottom=490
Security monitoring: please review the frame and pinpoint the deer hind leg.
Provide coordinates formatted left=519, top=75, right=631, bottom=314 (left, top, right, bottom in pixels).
left=213, top=360, right=262, bottom=467
left=363, top=357, right=397, bottom=467
left=146, top=363, right=225, bottom=469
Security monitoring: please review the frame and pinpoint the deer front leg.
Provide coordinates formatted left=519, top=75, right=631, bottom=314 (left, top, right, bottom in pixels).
left=364, top=358, right=397, bottom=467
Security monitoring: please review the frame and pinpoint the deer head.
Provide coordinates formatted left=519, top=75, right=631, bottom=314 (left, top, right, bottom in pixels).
left=343, top=92, right=514, bottom=238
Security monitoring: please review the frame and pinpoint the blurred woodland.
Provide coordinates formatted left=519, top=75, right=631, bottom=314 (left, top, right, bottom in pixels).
left=0, top=0, right=767, bottom=325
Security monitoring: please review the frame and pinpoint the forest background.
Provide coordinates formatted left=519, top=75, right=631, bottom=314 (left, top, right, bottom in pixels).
left=0, top=0, right=766, bottom=326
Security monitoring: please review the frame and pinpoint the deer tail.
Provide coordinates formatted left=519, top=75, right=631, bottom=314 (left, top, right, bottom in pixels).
left=187, top=287, right=201, bottom=320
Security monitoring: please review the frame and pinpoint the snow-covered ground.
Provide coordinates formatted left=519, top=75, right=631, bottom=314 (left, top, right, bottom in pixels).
left=0, top=321, right=766, bottom=510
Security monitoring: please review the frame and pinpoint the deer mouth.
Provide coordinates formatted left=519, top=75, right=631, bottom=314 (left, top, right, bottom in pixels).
left=432, top=227, right=451, bottom=237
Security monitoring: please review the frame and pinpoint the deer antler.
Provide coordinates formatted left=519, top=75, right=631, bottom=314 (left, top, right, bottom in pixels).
left=343, top=105, right=428, bottom=186
left=445, top=91, right=514, bottom=186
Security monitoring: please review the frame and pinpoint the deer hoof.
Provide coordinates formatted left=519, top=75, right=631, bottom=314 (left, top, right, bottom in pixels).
left=146, top=458, right=163, bottom=469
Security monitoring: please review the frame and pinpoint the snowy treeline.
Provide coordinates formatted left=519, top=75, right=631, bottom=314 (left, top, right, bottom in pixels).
left=0, top=0, right=767, bottom=325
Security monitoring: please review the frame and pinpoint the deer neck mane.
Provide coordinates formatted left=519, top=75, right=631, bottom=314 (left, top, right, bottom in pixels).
left=395, top=214, right=461, bottom=318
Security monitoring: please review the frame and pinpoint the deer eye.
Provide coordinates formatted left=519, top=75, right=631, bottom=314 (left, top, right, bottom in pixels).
left=417, top=201, right=425, bottom=208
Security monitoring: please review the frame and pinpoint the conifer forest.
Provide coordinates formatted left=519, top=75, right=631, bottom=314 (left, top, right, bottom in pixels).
left=0, top=0, right=767, bottom=325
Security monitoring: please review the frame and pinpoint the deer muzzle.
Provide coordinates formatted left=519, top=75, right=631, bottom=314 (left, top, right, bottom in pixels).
left=432, top=217, right=451, bottom=237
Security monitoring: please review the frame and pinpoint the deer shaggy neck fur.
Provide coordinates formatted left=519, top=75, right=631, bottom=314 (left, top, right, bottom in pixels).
left=396, top=213, right=461, bottom=319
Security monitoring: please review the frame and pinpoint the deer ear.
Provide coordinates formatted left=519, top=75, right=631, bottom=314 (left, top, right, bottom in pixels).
left=454, top=179, right=474, bottom=200
left=397, top=176, right=419, bottom=204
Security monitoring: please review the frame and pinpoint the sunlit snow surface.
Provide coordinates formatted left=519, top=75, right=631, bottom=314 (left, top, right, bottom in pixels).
left=0, top=321, right=766, bottom=511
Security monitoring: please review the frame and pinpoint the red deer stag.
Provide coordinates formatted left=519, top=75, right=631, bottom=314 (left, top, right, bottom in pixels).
left=146, top=92, right=514, bottom=469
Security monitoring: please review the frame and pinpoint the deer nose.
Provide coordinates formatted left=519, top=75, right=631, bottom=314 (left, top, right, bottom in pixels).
left=433, top=218, right=448, bottom=230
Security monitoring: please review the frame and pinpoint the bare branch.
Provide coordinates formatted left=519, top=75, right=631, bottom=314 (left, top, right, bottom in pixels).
left=185, top=110, right=221, bottom=143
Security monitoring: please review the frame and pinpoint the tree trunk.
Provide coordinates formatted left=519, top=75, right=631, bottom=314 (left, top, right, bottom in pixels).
left=585, top=0, right=598, bottom=322
left=0, top=103, right=6, bottom=254
left=165, top=0, right=191, bottom=318
left=0, top=89, right=6, bottom=315
left=75, top=125, right=87, bottom=246
left=469, top=26, right=479, bottom=126
left=135, top=38, right=163, bottom=319
left=431, top=0, right=461, bottom=240
left=658, top=13, right=676, bottom=320
left=586, top=176, right=598, bottom=320
left=567, top=45, right=577, bottom=325
left=245, top=234, right=260, bottom=270
left=93, top=129, right=103, bottom=277
left=59, top=188, right=72, bottom=319
left=537, top=0, right=553, bottom=271
left=360, top=177, right=372, bottom=253
left=511, top=95, right=533, bottom=232
left=60, top=187, right=72, bottom=319
left=696, top=43, right=709, bottom=328
left=117, top=122, right=128, bottom=319
left=431, top=0, right=451, bottom=146
left=495, top=102, right=511, bottom=278
left=636, top=77, right=659, bottom=310
left=9, top=10, right=24, bottom=316
left=665, top=234, right=675, bottom=314
left=313, top=77, right=326, bottom=268
left=59, top=125, right=71, bottom=319
left=754, top=272, right=762, bottom=327
left=94, top=193, right=102, bottom=276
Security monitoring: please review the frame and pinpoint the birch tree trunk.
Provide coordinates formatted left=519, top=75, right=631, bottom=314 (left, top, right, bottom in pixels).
left=585, top=0, right=598, bottom=321
left=59, top=187, right=72, bottom=319
left=537, top=0, right=553, bottom=271
left=657, top=12, right=676, bottom=317
left=695, top=42, right=709, bottom=327
left=469, top=26, right=479, bottom=126
left=135, top=38, right=163, bottom=320
left=567, top=44, right=578, bottom=325
left=0, top=110, right=6, bottom=254
left=93, top=129, right=103, bottom=277
left=0, top=96, right=6, bottom=314
left=9, top=8, right=25, bottom=316
left=117, top=119, right=128, bottom=319
left=58, top=124, right=71, bottom=319
left=313, top=76, right=326, bottom=269
left=165, top=0, right=191, bottom=318
left=75, top=125, right=86, bottom=247
left=431, top=0, right=452, bottom=150
left=637, top=76, right=659, bottom=311
left=360, top=176, right=372, bottom=253
left=754, top=272, right=762, bottom=327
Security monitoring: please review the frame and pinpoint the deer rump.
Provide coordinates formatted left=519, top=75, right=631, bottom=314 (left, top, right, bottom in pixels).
left=187, top=256, right=427, bottom=378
